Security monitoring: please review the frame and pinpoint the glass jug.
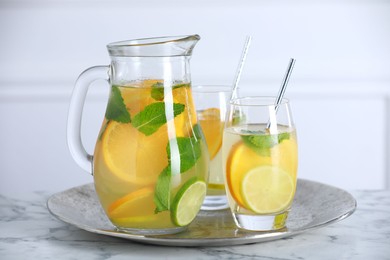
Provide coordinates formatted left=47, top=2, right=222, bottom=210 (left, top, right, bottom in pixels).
left=67, top=35, right=209, bottom=235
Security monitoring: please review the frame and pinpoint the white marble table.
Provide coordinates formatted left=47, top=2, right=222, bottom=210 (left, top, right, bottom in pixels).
left=1, top=188, right=389, bottom=260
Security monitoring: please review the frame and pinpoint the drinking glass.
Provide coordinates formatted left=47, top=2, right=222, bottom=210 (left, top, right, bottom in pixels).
left=223, top=96, right=298, bottom=231
left=193, top=86, right=231, bottom=210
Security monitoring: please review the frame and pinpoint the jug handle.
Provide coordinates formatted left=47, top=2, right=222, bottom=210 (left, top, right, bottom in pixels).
left=67, top=65, right=109, bottom=174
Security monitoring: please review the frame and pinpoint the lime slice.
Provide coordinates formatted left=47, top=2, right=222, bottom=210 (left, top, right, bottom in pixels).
left=241, top=166, right=295, bottom=214
left=171, top=178, right=206, bottom=226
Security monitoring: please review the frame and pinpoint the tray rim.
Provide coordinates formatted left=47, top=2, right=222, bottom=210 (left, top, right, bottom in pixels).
left=47, top=178, right=357, bottom=247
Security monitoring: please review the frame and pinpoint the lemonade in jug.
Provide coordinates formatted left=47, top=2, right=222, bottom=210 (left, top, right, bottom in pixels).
left=67, top=35, right=209, bottom=235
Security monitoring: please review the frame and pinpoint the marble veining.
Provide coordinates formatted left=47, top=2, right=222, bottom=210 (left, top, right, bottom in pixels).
left=1, top=189, right=389, bottom=259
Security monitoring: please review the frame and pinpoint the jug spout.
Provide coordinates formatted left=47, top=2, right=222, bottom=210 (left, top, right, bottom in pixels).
left=107, top=35, right=200, bottom=57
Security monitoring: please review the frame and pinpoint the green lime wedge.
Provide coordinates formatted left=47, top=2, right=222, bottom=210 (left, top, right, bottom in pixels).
left=171, top=178, right=206, bottom=227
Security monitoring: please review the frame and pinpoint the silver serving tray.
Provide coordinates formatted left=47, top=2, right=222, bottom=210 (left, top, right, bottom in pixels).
left=47, top=179, right=356, bottom=247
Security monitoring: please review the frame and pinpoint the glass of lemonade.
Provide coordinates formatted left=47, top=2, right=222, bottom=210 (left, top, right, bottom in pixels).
left=193, top=86, right=231, bottom=210
left=223, top=96, right=298, bottom=231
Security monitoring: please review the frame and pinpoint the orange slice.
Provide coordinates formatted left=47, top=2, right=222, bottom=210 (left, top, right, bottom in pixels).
left=273, top=139, right=299, bottom=179
left=199, top=108, right=223, bottom=159
left=172, top=85, right=198, bottom=137
left=101, top=121, right=168, bottom=185
left=120, top=85, right=154, bottom=115
left=108, top=187, right=154, bottom=218
left=226, top=141, right=272, bottom=208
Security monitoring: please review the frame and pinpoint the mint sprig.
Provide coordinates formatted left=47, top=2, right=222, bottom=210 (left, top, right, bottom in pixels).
left=154, top=132, right=202, bottom=214
left=192, top=123, right=204, bottom=140
left=278, top=132, right=290, bottom=143
left=167, top=137, right=201, bottom=174
left=241, top=132, right=290, bottom=156
left=232, top=110, right=246, bottom=125
left=132, top=102, right=185, bottom=136
left=154, top=166, right=172, bottom=213
left=151, top=82, right=165, bottom=101
left=105, top=86, right=131, bottom=123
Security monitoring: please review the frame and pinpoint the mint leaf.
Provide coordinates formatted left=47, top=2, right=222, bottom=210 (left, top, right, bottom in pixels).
left=241, top=132, right=290, bottom=156
left=232, top=110, right=246, bottom=125
left=241, top=134, right=277, bottom=156
left=171, top=83, right=189, bottom=89
left=105, top=86, right=131, bottom=123
left=150, top=82, right=189, bottom=101
left=166, top=137, right=201, bottom=173
left=151, top=82, right=164, bottom=101
left=153, top=124, right=203, bottom=214
left=154, top=166, right=172, bottom=213
left=192, top=124, right=204, bottom=140
left=278, top=132, right=290, bottom=143
left=132, top=102, right=185, bottom=136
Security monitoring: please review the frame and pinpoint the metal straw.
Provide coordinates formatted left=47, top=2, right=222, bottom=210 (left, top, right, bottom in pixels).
left=266, top=58, right=296, bottom=129
left=230, top=36, right=252, bottom=101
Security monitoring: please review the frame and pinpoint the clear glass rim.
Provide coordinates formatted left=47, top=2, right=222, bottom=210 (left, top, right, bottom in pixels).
left=107, top=35, right=200, bottom=48
left=107, top=34, right=200, bottom=57
left=230, top=96, right=290, bottom=106
left=192, top=85, right=232, bottom=93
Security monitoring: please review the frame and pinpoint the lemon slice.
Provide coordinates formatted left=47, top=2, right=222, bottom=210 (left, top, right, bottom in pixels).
left=241, top=166, right=295, bottom=214
left=226, top=138, right=298, bottom=209
left=171, top=178, right=206, bottom=227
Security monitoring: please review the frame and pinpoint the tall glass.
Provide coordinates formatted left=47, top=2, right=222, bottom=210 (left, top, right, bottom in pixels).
left=223, top=97, right=298, bottom=231
left=193, top=86, right=230, bottom=210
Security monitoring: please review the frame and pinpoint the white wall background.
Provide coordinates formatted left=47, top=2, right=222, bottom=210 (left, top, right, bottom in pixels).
left=1, top=0, right=389, bottom=197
